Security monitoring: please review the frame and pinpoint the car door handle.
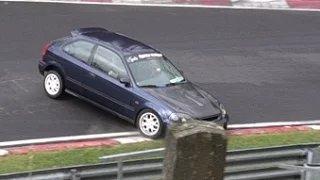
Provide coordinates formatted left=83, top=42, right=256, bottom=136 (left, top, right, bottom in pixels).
left=89, top=72, right=96, bottom=78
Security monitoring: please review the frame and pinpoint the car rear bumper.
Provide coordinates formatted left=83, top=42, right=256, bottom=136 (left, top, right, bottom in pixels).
left=38, top=61, right=47, bottom=75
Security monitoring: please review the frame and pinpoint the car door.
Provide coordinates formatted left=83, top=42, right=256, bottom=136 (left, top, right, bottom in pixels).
left=61, top=39, right=95, bottom=95
left=83, top=45, right=136, bottom=121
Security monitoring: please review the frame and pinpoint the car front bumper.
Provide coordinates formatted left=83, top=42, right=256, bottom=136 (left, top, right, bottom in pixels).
left=216, top=114, right=229, bottom=129
left=199, top=113, right=229, bottom=129
left=164, top=113, right=229, bottom=130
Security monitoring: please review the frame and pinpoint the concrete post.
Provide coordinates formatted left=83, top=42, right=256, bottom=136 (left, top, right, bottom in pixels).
left=305, top=146, right=320, bottom=180
left=162, top=120, right=228, bottom=180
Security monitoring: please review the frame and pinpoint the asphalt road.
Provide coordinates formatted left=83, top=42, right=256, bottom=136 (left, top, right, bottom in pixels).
left=1, top=2, right=320, bottom=141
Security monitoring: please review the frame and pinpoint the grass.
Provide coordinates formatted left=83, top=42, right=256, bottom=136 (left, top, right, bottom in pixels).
left=0, top=140, right=164, bottom=174
left=0, top=130, right=320, bottom=174
left=228, top=130, right=320, bottom=149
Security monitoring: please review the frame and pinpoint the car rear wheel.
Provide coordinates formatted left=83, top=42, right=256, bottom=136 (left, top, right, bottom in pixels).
left=137, top=109, right=163, bottom=139
left=43, top=70, right=64, bottom=99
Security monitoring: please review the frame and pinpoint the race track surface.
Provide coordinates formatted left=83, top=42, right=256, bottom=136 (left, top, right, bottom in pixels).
left=1, top=2, right=320, bottom=141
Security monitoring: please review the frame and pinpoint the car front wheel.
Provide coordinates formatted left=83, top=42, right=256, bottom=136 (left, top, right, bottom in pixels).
left=137, top=109, right=164, bottom=139
left=43, top=70, right=64, bottom=99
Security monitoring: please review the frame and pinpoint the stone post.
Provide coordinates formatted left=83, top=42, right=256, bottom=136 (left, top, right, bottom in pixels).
left=162, top=120, right=228, bottom=180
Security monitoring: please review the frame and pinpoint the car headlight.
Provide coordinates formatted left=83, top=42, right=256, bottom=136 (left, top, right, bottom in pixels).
left=211, top=99, right=227, bottom=116
left=169, top=113, right=193, bottom=123
left=219, top=103, right=227, bottom=116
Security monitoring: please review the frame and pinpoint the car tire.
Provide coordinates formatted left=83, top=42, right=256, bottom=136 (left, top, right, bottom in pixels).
left=43, top=70, right=64, bottom=99
left=136, top=109, right=164, bottom=139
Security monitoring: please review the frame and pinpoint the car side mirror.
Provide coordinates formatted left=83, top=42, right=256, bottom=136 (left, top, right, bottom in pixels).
left=179, top=69, right=184, bottom=75
left=119, top=77, right=131, bottom=87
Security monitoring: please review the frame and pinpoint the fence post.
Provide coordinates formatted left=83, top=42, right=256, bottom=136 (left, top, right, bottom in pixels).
left=161, top=120, right=228, bottom=180
left=70, top=169, right=80, bottom=180
left=117, top=157, right=124, bottom=180
left=305, top=146, right=320, bottom=180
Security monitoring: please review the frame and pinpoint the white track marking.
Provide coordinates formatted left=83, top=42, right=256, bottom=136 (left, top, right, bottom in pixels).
left=11, top=80, right=30, bottom=93
left=1, top=120, right=320, bottom=148
left=0, top=78, right=26, bottom=84
left=228, top=120, right=320, bottom=129
left=2, top=0, right=320, bottom=12
left=113, top=136, right=152, bottom=144
left=0, top=149, right=9, bottom=156
left=307, top=125, right=320, bottom=130
left=0, top=131, right=140, bottom=148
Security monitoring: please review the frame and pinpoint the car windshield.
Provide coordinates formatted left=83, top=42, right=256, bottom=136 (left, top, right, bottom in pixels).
left=126, top=53, right=185, bottom=87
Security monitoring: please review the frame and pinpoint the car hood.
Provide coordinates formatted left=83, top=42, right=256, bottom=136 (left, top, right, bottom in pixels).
left=141, top=82, right=221, bottom=118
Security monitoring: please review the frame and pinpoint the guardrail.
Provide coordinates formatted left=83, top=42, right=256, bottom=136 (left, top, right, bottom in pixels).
left=0, top=143, right=319, bottom=180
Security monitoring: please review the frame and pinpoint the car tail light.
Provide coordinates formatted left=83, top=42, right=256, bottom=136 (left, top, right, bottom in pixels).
left=42, top=43, right=50, bottom=56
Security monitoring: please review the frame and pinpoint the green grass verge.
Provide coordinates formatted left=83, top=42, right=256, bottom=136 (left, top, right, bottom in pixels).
left=0, top=130, right=320, bottom=174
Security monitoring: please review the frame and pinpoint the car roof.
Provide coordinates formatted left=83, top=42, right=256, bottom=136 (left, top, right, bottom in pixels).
left=71, top=27, right=158, bottom=56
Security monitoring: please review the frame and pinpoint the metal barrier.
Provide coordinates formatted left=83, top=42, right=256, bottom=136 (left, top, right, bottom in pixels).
left=278, top=146, right=320, bottom=180
left=0, top=143, right=319, bottom=180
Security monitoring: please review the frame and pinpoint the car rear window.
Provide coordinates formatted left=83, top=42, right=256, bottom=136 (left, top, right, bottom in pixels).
left=63, top=40, right=95, bottom=63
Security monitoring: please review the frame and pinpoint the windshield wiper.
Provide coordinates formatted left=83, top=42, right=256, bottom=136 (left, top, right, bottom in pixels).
left=165, top=79, right=187, bottom=87
left=139, top=85, right=159, bottom=88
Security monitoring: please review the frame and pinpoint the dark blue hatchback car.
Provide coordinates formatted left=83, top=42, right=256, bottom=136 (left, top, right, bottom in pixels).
left=38, top=27, right=229, bottom=138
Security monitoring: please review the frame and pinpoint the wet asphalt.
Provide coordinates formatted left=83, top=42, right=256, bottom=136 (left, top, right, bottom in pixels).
left=1, top=2, right=320, bottom=141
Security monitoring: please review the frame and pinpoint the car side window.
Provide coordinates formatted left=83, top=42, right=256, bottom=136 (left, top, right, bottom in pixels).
left=91, top=46, right=128, bottom=80
left=63, top=40, right=95, bottom=63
